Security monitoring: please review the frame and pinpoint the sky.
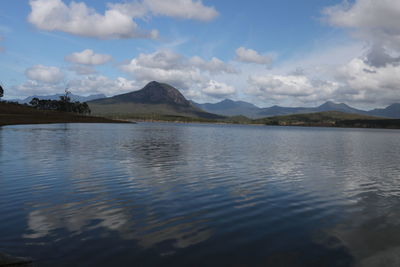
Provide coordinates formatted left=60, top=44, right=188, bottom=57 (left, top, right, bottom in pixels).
left=1, top=0, right=400, bottom=108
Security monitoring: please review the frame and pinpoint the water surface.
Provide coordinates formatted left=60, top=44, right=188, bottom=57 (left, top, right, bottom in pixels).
left=1, top=123, right=400, bottom=266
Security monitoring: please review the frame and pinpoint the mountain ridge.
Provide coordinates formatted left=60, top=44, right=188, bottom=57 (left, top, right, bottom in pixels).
left=14, top=82, right=400, bottom=119
left=195, top=98, right=400, bottom=119
left=88, top=81, right=225, bottom=120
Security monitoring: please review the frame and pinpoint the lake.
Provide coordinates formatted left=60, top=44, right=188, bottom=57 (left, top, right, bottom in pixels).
left=1, top=123, right=400, bottom=266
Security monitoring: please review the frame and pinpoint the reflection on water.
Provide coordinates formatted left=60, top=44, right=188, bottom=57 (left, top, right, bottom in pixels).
left=1, top=123, right=400, bottom=266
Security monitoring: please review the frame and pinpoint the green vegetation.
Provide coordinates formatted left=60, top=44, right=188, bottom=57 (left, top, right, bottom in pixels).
left=254, top=111, right=378, bottom=126
left=253, top=111, right=400, bottom=128
left=30, top=91, right=91, bottom=114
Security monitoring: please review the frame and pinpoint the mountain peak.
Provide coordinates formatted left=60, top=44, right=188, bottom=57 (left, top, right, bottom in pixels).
left=320, top=101, right=341, bottom=107
left=319, top=101, right=352, bottom=109
left=221, top=99, right=234, bottom=103
left=114, top=81, right=191, bottom=106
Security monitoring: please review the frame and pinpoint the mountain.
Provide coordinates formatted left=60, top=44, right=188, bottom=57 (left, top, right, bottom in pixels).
left=257, top=101, right=366, bottom=118
left=367, top=103, right=400, bottom=118
left=13, top=93, right=106, bottom=104
left=88, top=81, right=225, bottom=120
left=192, top=100, right=369, bottom=119
left=193, top=99, right=261, bottom=118
left=316, top=101, right=365, bottom=114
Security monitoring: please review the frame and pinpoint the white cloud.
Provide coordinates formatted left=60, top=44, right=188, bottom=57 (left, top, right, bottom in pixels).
left=235, top=47, right=273, bottom=65
left=190, top=56, right=237, bottom=74
left=323, top=0, right=400, bottom=38
left=333, top=58, right=400, bottom=105
left=14, top=75, right=138, bottom=97
left=203, top=80, right=236, bottom=97
left=143, top=0, right=218, bottom=21
left=323, top=0, right=400, bottom=66
left=28, top=0, right=217, bottom=39
left=120, top=50, right=236, bottom=98
left=14, top=80, right=65, bottom=96
left=247, top=74, right=339, bottom=105
left=65, top=49, right=112, bottom=65
left=28, top=0, right=158, bottom=39
left=133, top=50, right=187, bottom=70
left=25, top=65, right=64, bottom=84
left=67, top=76, right=139, bottom=96
left=236, top=1, right=400, bottom=108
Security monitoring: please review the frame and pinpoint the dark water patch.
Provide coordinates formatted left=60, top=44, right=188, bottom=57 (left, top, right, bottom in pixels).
left=1, top=123, right=400, bottom=266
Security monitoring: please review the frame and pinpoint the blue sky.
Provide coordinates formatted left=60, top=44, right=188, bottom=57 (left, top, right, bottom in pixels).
left=1, top=0, right=400, bottom=108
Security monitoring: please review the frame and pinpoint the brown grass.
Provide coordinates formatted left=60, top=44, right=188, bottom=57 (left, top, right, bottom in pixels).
left=0, top=102, right=131, bottom=126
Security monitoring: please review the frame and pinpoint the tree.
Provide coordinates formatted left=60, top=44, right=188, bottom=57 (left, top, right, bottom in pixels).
left=29, top=92, right=91, bottom=115
left=0, top=84, right=4, bottom=99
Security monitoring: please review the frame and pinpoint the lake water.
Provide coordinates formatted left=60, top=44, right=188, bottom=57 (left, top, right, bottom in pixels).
left=1, top=123, right=400, bottom=266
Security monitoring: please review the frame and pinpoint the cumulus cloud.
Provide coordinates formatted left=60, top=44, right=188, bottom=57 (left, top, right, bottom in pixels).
left=333, top=58, right=400, bottom=105
left=323, top=0, right=400, bottom=66
left=65, top=49, right=112, bottom=65
left=28, top=0, right=217, bottom=39
left=14, top=75, right=138, bottom=97
left=28, top=0, right=158, bottom=39
left=143, top=0, right=218, bottom=21
left=202, top=80, right=236, bottom=97
left=120, top=50, right=237, bottom=98
left=13, top=80, right=65, bottom=96
left=246, top=54, right=400, bottom=107
left=235, top=47, right=273, bottom=65
left=242, top=0, right=400, bottom=107
left=66, top=75, right=139, bottom=96
left=247, top=74, right=339, bottom=105
left=317, top=0, right=400, bottom=106
left=190, top=56, right=237, bottom=74
left=25, top=65, right=64, bottom=84
left=323, top=0, right=400, bottom=38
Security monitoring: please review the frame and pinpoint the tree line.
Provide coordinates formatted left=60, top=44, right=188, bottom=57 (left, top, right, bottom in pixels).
left=29, top=91, right=91, bottom=115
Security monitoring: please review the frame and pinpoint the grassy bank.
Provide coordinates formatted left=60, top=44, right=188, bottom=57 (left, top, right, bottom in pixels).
left=0, top=102, right=131, bottom=126
left=252, top=111, right=400, bottom=129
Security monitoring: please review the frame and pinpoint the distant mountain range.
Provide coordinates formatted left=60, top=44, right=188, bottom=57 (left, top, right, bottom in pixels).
left=13, top=82, right=400, bottom=119
left=194, top=99, right=400, bottom=119
left=88, top=81, right=225, bottom=120
left=192, top=99, right=261, bottom=118
left=11, top=93, right=106, bottom=104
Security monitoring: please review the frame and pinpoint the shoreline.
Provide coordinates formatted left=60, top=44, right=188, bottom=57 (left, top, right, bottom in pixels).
left=0, top=102, right=132, bottom=127
left=0, top=114, right=132, bottom=127
left=114, top=118, right=400, bottom=130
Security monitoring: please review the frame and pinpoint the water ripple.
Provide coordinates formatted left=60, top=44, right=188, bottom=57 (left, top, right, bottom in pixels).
left=1, top=123, right=400, bottom=266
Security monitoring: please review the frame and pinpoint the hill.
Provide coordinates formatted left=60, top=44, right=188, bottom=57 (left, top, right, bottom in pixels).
left=193, top=99, right=261, bottom=118
left=88, top=81, right=225, bottom=120
left=257, top=101, right=366, bottom=118
left=367, top=103, right=400, bottom=118
left=0, top=102, right=128, bottom=126
left=193, top=99, right=373, bottom=119
left=254, top=111, right=397, bottom=128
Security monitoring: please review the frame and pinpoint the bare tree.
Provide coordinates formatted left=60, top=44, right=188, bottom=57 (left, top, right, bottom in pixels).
left=0, top=84, right=4, bottom=99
